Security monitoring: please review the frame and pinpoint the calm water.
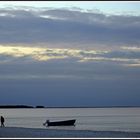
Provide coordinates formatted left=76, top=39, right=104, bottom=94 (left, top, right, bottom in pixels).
left=0, top=108, right=140, bottom=132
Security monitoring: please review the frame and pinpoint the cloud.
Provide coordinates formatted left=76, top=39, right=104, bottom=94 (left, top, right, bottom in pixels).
left=0, top=45, right=140, bottom=67
left=1, top=44, right=140, bottom=83
left=122, top=46, right=140, bottom=51
left=0, top=6, right=140, bottom=107
left=0, top=45, right=106, bottom=62
left=0, top=7, right=140, bottom=47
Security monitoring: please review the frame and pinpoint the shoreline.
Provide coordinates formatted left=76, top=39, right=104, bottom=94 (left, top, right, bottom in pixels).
left=0, top=127, right=140, bottom=138
left=0, top=105, right=140, bottom=109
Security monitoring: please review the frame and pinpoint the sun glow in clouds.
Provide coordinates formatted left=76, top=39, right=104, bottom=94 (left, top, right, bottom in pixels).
left=0, top=45, right=105, bottom=62
left=0, top=45, right=67, bottom=61
left=0, top=45, right=140, bottom=66
left=122, top=46, right=140, bottom=51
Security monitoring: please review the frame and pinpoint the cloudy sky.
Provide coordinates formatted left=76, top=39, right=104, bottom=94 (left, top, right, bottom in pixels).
left=0, top=1, right=140, bottom=107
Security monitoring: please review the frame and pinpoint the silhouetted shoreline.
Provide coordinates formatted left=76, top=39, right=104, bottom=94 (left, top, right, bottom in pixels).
left=0, top=105, right=140, bottom=109
left=0, top=105, right=34, bottom=108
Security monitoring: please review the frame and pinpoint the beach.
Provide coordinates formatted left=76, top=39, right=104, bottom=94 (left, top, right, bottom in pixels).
left=0, top=127, right=140, bottom=138
left=0, top=108, right=140, bottom=138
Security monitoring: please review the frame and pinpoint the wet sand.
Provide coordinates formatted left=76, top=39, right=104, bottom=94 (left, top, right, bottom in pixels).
left=0, top=127, right=140, bottom=138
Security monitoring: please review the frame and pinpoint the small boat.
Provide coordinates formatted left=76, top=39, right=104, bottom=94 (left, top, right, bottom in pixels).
left=43, top=119, right=76, bottom=126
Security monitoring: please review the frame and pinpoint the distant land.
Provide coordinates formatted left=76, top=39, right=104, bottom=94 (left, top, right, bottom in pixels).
left=0, top=105, right=34, bottom=108
left=0, top=105, right=45, bottom=108
left=0, top=105, right=140, bottom=108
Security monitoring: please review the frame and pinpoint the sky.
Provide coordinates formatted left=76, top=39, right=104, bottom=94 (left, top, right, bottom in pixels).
left=0, top=1, right=140, bottom=107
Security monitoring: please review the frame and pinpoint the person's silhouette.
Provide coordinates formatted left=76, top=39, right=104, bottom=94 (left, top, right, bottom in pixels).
left=1, top=116, right=5, bottom=127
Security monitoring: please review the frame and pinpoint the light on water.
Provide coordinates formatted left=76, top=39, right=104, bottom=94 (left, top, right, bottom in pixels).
left=0, top=107, right=140, bottom=132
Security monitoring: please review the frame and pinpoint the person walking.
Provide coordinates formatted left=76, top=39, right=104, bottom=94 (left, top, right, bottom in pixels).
left=1, top=116, right=5, bottom=127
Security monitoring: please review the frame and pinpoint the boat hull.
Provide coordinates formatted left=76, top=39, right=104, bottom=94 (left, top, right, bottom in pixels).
left=47, top=119, right=76, bottom=126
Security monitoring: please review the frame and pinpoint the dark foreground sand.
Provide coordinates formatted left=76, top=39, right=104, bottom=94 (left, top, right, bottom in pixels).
left=0, top=127, right=140, bottom=138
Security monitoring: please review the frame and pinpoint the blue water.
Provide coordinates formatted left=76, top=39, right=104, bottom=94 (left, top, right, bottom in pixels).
left=0, top=107, right=140, bottom=132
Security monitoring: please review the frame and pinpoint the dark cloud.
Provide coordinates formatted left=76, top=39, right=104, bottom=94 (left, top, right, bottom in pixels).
left=0, top=8, right=140, bottom=47
left=0, top=51, right=140, bottom=106
left=0, top=66, right=140, bottom=107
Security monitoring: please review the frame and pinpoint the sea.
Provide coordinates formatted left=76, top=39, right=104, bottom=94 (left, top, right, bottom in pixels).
left=0, top=107, right=140, bottom=132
